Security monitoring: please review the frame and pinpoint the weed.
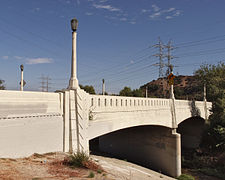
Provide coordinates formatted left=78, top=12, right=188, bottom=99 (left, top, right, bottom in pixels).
left=97, top=169, right=102, bottom=174
left=177, top=174, right=195, bottom=180
left=64, top=151, right=89, bottom=168
left=87, top=171, right=95, bottom=178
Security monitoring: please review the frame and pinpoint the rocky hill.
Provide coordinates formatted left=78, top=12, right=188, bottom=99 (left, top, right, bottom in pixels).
left=141, top=75, right=204, bottom=100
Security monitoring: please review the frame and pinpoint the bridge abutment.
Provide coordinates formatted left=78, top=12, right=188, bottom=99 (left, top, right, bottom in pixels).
left=97, top=126, right=181, bottom=177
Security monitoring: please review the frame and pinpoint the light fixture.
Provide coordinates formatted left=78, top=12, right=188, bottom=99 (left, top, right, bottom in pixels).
left=71, top=18, right=78, bottom=32
left=20, top=64, right=24, bottom=71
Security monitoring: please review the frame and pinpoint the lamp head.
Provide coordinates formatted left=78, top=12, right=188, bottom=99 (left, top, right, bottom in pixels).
left=20, top=64, right=24, bottom=71
left=71, top=18, right=78, bottom=32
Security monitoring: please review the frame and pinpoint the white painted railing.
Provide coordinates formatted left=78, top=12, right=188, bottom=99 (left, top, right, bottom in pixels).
left=89, top=95, right=170, bottom=112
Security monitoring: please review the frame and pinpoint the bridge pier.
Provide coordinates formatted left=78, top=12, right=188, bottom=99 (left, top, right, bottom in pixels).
left=98, top=126, right=181, bottom=177
left=63, top=89, right=89, bottom=154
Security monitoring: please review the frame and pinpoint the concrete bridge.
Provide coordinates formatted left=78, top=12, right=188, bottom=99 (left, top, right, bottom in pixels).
left=0, top=88, right=211, bottom=177
left=0, top=18, right=212, bottom=178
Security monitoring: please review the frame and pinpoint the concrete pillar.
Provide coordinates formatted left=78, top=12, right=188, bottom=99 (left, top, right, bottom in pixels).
left=98, top=126, right=181, bottom=177
left=63, top=89, right=89, bottom=154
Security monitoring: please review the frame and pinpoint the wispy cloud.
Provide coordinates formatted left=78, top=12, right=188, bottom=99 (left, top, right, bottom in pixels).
left=149, top=12, right=161, bottom=19
left=120, top=17, right=127, bottom=21
left=2, top=56, right=9, bottom=60
left=149, top=4, right=181, bottom=20
left=129, top=21, right=136, bottom=25
left=93, top=4, right=121, bottom=12
left=85, top=12, right=94, bottom=16
left=152, top=4, right=160, bottom=12
left=31, top=7, right=40, bottom=13
left=26, top=58, right=53, bottom=65
left=14, top=56, right=23, bottom=60
left=141, top=9, right=151, bottom=13
left=166, top=16, right=173, bottom=19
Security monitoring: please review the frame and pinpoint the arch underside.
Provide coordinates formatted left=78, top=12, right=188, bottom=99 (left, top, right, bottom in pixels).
left=177, top=116, right=205, bottom=149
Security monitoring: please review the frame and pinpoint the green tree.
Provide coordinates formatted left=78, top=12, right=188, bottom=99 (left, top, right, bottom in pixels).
left=119, top=87, right=133, bottom=97
left=132, top=88, right=143, bottom=97
left=80, top=85, right=96, bottom=94
left=0, top=79, right=5, bottom=90
left=119, top=87, right=144, bottom=97
left=195, top=62, right=225, bottom=151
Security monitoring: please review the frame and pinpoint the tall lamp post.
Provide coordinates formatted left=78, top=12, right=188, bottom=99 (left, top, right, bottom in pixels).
left=20, top=64, right=24, bottom=91
left=102, top=79, right=105, bottom=95
left=68, top=18, right=79, bottom=89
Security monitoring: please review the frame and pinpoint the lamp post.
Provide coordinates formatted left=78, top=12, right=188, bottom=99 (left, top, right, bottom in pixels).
left=102, top=79, right=105, bottom=95
left=68, top=18, right=79, bottom=89
left=20, top=64, right=24, bottom=91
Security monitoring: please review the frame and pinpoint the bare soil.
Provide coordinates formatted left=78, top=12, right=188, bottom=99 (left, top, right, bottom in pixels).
left=0, top=152, right=110, bottom=180
left=0, top=152, right=175, bottom=180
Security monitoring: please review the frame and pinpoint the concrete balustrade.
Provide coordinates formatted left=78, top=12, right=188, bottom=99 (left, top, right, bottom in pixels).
left=89, top=95, right=170, bottom=112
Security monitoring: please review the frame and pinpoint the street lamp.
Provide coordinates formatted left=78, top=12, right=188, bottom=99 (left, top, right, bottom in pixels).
left=68, top=18, right=79, bottom=89
left=71, top=18, right=78, bottom=32
left=20, top=64, right=24, bottom=91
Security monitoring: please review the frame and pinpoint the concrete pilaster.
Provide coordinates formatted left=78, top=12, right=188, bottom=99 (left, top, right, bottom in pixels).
left=63, top=89, right=89, bottom=154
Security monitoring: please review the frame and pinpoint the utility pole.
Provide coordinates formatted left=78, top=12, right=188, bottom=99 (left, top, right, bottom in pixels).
left=145, top=86, right=148, bottom=98
left=153, top=37, right=165, bottom=78
left=102, top=79, right=105, bottom=95
left=20, top=65, right=24, bottom=91
left=204, top=82, right=208, bottom=123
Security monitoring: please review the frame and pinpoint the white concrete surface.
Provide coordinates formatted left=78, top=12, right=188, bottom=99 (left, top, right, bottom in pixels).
left=0, top=90, right=64, bottom=158
left=0, top=116, right=63, bottom=158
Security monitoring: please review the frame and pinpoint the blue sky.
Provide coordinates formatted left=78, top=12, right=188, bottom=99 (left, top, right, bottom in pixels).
left=0, top=0, right=225, bottom=93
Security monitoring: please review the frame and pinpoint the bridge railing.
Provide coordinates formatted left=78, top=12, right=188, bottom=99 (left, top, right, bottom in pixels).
left=88, top=94, right=170, bottom=112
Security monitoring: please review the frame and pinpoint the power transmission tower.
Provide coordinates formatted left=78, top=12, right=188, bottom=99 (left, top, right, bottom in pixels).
left=153, top=37, right=165, bottom=78
left=39, top=75, right=51, bottom=92
left=165, top=40, right=177, bottom=76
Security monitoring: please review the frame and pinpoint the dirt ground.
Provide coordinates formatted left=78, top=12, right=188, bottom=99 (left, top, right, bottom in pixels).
left=0, top=152, right=175, bottom=180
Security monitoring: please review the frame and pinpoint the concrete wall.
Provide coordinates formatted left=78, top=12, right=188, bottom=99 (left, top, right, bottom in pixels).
left=98, top=126, right=181, bottom=177
left=0, top=116, right=63, bottom=158
left=0, top=90, right=64, bottom=158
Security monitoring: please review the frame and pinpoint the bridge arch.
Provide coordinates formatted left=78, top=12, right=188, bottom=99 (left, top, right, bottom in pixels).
left=177, top=116, right=205, bottom=149
left=89, top=125, right=181, bottom=177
